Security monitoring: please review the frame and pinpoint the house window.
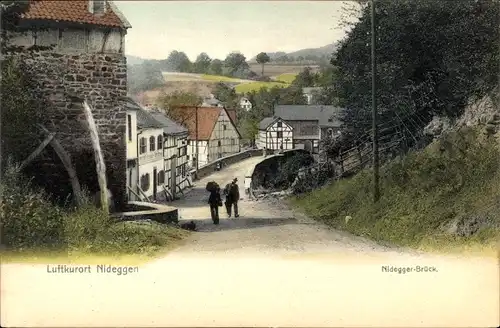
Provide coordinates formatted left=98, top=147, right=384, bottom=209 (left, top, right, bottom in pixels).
left=140, top=173, right=150, bottom=191
left=181, top=164, right=186, bottom=177
left=139, top=137, right=147, bottom=154
left=157, top=135, right=163, bottom=150
left=217, top=140, right=221, bottom=147
left=277, top=121, right=282, bottom=128
left=231, top=138, right=236, bottom=145
left=158, top=170, right=165, bottom=185
left=127, top=114, right=132, bottom=141
left=91, top=0, right=107, bottom=14
left=223, top=124, right=227, bottom=130
left=277, top=131, right=283, bottom=138
left=149, top=136, right=155, bottom=151
left=187, top=140, right=190, bottom=145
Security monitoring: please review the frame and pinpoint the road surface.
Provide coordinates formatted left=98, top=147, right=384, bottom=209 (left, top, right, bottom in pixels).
left=1, top=156, right=499, bottom=327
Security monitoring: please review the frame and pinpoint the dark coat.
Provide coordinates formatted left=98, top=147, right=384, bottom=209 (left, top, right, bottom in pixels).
left=227, top=183, right=240, bottom=202
left=208, top=190, right=222, bottom=206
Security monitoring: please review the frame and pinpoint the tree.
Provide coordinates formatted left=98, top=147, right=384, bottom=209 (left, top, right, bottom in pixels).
left=127, top=62, right=165, bottom=94
left=291, top=67, right=316, bottom=88
left=156, top=91, right=202, bottom=112
left=331, top=0, right=499, bottom=149
left=164, top=50, right=192, bottom=72
left=193, top=52, right=211, bottom=74
left=256, top=52, right=271, bottom=76
left=212, top=82, right=239, bottom=109
left=223, top=52, right=250, bottom=77
left=209, top=59, right=223, bottom=75
left=277, top=86, right=307, bottom=105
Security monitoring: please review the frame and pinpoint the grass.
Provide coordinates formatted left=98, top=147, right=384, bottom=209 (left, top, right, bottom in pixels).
left=235, top=81, right=290, bottom=94
left=275, top=73, right=297, bottom=83
left=249, top=63, right=319, bottom=76
left=200, top=74, right=246, bottom=83
left=290, top=127, right=500, bottom=257
left=0, top=162, right=190, bottom=264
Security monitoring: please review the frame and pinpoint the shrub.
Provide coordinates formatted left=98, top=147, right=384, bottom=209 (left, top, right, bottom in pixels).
left=0, top=161, right=65, bottom=249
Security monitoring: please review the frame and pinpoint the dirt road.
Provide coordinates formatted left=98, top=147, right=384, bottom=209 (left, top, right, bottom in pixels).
left=1, top=157, right=499, bottom=327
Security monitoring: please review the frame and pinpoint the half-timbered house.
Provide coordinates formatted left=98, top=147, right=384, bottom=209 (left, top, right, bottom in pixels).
left=257, top=116, right=294, bottom=151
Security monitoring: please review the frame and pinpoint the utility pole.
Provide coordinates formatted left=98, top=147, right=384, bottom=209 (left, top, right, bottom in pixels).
left=195, top=106, right=199, bottom=179
left=371, top=0, right=380, bottom=202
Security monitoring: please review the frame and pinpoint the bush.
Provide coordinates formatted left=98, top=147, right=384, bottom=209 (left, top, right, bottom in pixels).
left=0, top=161, right=65, bottom=249
left=0, top=160, right=189, bottom=258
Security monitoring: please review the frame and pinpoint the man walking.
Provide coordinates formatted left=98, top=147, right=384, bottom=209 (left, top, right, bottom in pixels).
left=225, top=178, right=240, bottom=218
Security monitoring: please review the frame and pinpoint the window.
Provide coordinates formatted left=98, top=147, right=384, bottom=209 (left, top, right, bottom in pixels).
left=223, top=124, right=227, bottom=130
left=157, top=135, right=163, bottom=150
left=140, top=174, right=150, bottom=191
left=181, top=164, right=186, bottom=177
left=217, top=140, right=221, bottom=147
left=231, top=138, right=236, bottom=145
left=187, top=140, right=191, bottom=145
left=158, top=170, right=165, bottom=185
left=277, top=131, right=283, bottom=138
left=277, top=121, right=282, bottom=128
left=91, top=0, right=107, bottom=14
left=149, top=136, right=155, bottom=151
left=139, top=137, right=147, bottom=154
left=127, top=115, right=132, bottom=141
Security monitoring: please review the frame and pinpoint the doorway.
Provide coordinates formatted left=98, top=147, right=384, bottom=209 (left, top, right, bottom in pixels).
left=153, top=168, right=157, bottom=201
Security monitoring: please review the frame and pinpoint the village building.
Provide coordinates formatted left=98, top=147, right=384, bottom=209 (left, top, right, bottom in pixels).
left=273, top=105, right=343, bottom=154
left=169, top=106, right=241, bottom=168
left=201, top=94, right=224, bottom=108
left=239, top=97, right=253, bottom=111
left=257, top=116, right=294, bottom=151
left=302, top=87, right=323, bottom=105
left=7, top=0, right=132, bottom=209
left=149, top=111, right=190, bottom=193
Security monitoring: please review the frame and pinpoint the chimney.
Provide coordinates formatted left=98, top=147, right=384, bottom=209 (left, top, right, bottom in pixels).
left=89, top=0, right=107, bottom=15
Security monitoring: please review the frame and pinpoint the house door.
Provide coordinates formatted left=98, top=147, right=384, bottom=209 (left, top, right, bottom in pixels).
left=153, top=168, right=158, bottom=201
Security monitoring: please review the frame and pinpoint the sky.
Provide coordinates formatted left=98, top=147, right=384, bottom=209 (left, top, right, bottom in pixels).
left=114, top=1, right=352, bottom=61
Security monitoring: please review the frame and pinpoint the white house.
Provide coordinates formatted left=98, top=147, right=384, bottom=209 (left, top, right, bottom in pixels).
left=257, top=116, right=294, bottom=151
left=303, top=87, right=322, bottom=105
left=239, top=97, right=252, bottom=111
left=169, top=106, right=241, bottom=169
left=149, top=111, right=191, bottom=195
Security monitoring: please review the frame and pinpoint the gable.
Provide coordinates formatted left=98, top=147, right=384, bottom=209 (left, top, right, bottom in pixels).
left=169, top=106, right=221, bottom=140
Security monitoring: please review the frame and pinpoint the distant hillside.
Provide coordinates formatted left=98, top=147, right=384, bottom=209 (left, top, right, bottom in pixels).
left=249, top=42, right=339, bottom=62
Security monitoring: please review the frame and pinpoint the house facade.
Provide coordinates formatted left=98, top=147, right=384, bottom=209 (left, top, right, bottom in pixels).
left=169, top=106, right=242, bottom=168
left=149, top=111, right=191, bottom=194
left=257, top=116, right=294, bottom=151
left=239, top=97, right=252, bottom=111
left=7, top=0, right=132, bottom=209
left=273, top=105, right=343, bottom=154
left=125, top=99, right=191, bottom=201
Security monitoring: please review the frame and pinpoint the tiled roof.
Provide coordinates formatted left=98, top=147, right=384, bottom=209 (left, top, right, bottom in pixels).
left=149, top=111, right=188, bottom=136
left=123, top=97, right=163, bottom=130
left=274, top=105, right=344, bottom=127
left=168, top=106, right=222, bottom=141
left=226, top=109, right=237, bottom=125
left=21, top=0, right=131, bottom=28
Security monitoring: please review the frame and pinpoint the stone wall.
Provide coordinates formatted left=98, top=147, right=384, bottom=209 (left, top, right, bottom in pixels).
left=18, top=51, right=128, bottom=210
left=190, top=149, right=264, bottom=181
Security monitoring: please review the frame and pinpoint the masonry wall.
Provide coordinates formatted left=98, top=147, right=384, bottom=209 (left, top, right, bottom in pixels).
left=19, top=51, right=128, bottom=210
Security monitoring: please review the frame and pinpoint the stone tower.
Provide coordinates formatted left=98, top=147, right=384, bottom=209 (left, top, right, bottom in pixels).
left=9, top=0, right=132, bottom=209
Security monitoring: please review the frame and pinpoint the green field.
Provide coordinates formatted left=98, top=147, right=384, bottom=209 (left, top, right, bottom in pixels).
left=234, top=81, right=290, bottom=94
left=290, top=128, right=500, bottom=257
left=275, top=73, right=297, bottom=83
left=200, top=74, right=246, bottom=83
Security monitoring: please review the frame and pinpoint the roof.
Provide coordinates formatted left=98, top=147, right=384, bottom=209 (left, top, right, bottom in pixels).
left=274, top=105, right=343, bottom=127
left=259, top=117, right=279, bottom=130
left=169, top=106, right=222, bottom=140
left=302, top=87, right=322, bottom=94
left=123, top=98, right=164, bottom=130
left=149, top=111, right=188, bottom=136
left=21, top=0, right=131, bottom=29
left=226, top=109, right=237, bottom=125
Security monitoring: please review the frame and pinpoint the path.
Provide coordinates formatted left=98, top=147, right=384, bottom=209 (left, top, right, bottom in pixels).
left=1, top=157, right=498, bottom=327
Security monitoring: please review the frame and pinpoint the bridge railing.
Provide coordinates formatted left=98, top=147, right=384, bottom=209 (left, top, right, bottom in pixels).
left=189, top=148, right=264, bottom=181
